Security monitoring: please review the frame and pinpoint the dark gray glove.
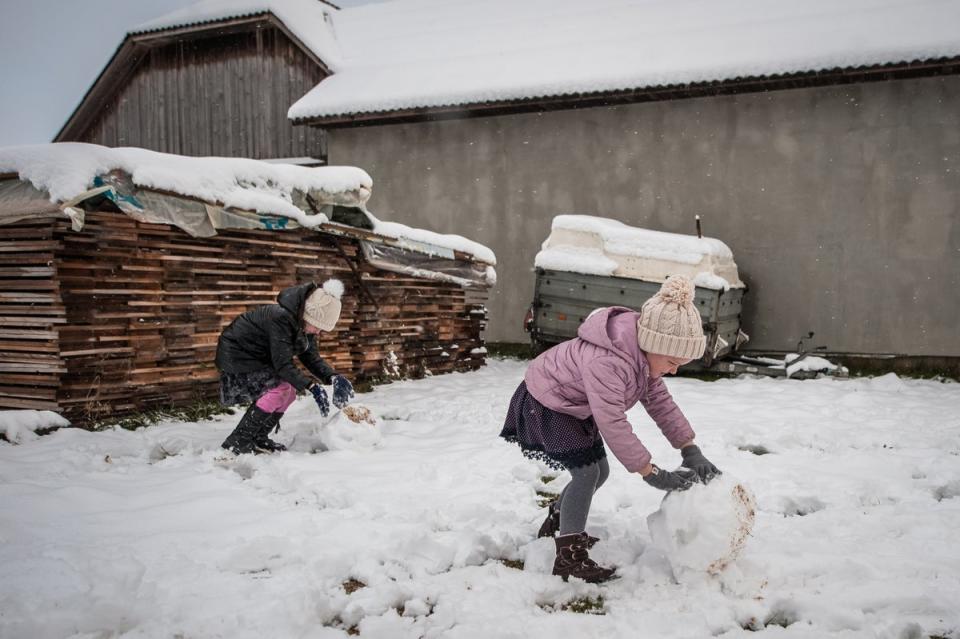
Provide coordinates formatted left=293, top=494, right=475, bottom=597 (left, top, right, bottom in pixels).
left=642, top=465, right=694, bottom=492
left=680, top=445, right=721, bottom=483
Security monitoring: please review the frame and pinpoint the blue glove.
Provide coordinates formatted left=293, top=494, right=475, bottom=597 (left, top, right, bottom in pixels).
left=331, top=375, right=354, bottom=409
left=309, top=383, right=330, bottom=417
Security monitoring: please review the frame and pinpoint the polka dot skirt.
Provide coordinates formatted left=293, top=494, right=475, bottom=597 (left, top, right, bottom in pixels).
left=499, top=381, right=606, bottom=471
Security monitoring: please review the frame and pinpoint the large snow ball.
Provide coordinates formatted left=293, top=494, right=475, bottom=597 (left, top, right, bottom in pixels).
left=318, top=405, right=381, bottom=451
left=646, top=475, right=756, bottom=576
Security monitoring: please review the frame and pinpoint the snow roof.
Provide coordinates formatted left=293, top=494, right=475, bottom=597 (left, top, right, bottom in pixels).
left=288, top=0, right=960, bottom=120
left=133, top=0, right=345, bottom=71
left=535, top=214, right=743, bottom=290
left=131, top=0, right=960, bottom=122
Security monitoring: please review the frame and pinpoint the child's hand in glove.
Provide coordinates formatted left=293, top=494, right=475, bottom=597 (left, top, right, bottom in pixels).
left=643, top=465, right=695, bottom=492
left=331, top=375, right=355, bottom=409
left=680, top=445, right=721, bottom=483
left=309, top=383, right=330, bottom=417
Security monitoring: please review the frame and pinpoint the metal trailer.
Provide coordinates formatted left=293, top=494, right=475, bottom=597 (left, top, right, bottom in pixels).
left=526, top=267, right=747, bottom=366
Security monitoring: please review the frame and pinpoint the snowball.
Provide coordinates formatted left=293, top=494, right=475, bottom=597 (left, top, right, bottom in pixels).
left=318, top=407, right=381, bottom=451
left=647, top=474, right=756, bottom=577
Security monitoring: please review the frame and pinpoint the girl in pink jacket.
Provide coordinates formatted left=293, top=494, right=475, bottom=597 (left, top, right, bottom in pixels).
left=500, top=275, right=720, bottom=583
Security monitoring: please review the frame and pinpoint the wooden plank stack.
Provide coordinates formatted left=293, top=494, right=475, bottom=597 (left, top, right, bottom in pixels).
left=0, top=211, right=488, bottom=424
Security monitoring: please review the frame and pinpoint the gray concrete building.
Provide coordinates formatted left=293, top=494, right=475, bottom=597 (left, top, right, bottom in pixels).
left=325, top=73, right=960, bottom=357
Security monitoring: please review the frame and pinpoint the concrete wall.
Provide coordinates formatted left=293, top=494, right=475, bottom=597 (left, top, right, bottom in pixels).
left=328, top=75, right=960, bottom=356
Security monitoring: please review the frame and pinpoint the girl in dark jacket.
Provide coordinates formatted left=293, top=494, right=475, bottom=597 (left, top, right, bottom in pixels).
left=216, top=280, right=354, bottom=454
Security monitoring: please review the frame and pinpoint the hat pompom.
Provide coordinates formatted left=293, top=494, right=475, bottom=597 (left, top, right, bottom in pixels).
left=323, top=278, right=344, bottom=300
left=659, top=275, right=695, bottom=306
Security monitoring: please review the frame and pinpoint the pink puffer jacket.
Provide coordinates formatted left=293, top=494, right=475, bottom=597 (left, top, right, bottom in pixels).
left=524, top=306, right=695, bottom=472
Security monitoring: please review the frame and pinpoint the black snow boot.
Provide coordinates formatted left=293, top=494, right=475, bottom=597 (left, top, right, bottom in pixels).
left=221, top=404, right=273, bottom=455
left=253, top=411, right=287, bottom=453
left=553, top=532, right=617, bottom=584
left=537, top=501, right=599, bottom=548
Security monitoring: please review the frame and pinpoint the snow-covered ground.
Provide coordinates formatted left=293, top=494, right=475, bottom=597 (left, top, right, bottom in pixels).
left=1, top=360, right=959, bottom=639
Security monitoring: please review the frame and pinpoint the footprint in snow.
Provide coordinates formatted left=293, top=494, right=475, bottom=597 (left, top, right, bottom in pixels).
left=933, top=481, right=960, bottom=502
left=776, top=496, right=826, bottom=517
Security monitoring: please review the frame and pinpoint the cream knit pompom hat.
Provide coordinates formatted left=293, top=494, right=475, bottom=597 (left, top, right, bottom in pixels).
left=637, top=275, right=706, bottom=360
left=303, top=279, right=344, bottom=332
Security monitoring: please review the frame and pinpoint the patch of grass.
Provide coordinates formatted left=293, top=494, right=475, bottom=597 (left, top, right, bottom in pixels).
left=90, top=399, right=234, bottom=432
left=738, top=444, right=772, bottom=456
left=740, top=607, right=799, bottom=631
left=536, top=490, right=560, bottom=508
left=351, top=377, right=385, bottom=393
left=841, top=359, right=959, bottom=381
left=562, top=596, right=605, bottom=615
left=342, top=578, right=366, bottom=594
left=677, top=369, right=728, bottom=382
left=498, top=559, right=525, bottom=570
left=328, top=616, right=360, bottom=635
left=763, top=608, right=798, bottom=628
left=486, top=342, right=537, bottom=360
left=540, top=474, right=559, bottom=484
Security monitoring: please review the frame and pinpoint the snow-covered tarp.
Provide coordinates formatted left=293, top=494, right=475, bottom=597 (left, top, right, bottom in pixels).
left=0, top=143, right=371, bottom=229
left=0, top=143, right=497, bottom=277
left=535, top=214, right=743, bottom=290
left=368, top=211, right=496, bottom=266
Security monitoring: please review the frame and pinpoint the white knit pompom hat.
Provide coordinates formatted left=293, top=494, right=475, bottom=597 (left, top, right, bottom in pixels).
left=637, top=275, right=706, bottom=360
left=303, top=279, right=344, bottom=331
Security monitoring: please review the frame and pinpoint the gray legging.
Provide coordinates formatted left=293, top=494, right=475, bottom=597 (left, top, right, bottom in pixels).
left=558, top=457, right=610, bottom=535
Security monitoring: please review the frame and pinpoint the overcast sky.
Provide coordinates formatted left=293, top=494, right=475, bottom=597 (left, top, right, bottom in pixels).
left=0, top=0, right=381, bottom=147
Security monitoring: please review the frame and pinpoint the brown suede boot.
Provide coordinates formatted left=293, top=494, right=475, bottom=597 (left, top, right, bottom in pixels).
left=537, top=502, right=561, bottom=538
left=537, top=502, right=599, bottom=548
left=553, top=533, right=617, bottom=583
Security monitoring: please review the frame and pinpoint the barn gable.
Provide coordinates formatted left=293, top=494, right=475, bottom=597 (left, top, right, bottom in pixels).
left=55, top=13, right=331, bottom=161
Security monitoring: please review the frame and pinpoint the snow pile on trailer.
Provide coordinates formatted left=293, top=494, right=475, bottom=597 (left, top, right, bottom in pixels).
left=535, top=214, right=744, bottom=291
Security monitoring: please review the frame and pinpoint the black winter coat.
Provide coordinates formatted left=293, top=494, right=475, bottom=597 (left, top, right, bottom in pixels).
left=215, top=282, right=335, bottom=391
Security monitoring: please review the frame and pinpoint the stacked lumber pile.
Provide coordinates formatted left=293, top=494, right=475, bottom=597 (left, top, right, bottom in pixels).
left=0, top=211, right=488, bottom=424
left=0, top=218, right=66, bottom=411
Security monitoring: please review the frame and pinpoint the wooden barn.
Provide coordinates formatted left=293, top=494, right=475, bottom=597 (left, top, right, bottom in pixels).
left=55, top=1, right=339, bottom=160
left=0, top=144, right=495, bottom=424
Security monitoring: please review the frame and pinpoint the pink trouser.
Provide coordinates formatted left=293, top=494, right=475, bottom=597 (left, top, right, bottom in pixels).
left=255, top=382, right=297, bottom=413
